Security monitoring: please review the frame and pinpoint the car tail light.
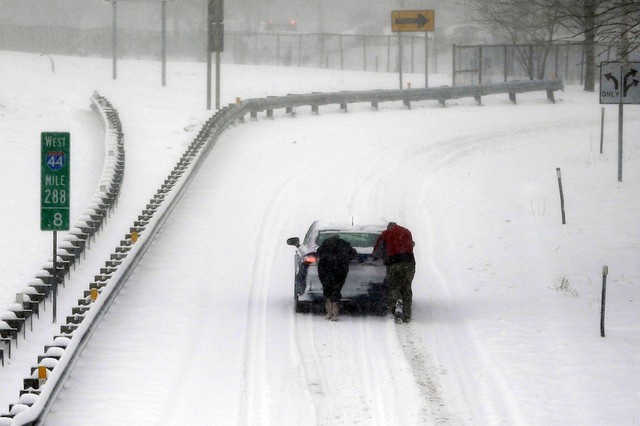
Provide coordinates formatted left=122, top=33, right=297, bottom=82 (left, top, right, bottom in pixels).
left=303, top=254, right=318, bottom=265
left=290, top=19, right=296, bottom=26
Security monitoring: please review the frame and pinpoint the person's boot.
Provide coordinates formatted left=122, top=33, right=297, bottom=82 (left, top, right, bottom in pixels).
left=330, top=302, right=340, bottom=321
left=394, top=299, right=404, bottom=323
left=325, top=300, right=332, bottom=320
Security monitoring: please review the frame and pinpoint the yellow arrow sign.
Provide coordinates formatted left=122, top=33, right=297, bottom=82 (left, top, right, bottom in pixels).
left=391, top=10, right=435, bottom=32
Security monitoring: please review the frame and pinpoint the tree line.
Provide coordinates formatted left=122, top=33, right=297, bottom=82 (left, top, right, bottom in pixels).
left=466, top=0, right=640, bottom=91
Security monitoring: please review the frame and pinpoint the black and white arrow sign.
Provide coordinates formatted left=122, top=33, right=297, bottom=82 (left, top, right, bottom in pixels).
left=600, top=62, right=640, bottom=104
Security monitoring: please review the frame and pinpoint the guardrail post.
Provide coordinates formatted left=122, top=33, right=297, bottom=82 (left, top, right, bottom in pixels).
left=235, top=98, right=244, bottom=122
left=2, top=338, right=9, bottom=359
left=478, top=46, right=483, bottom=85
left=547, top=89, right=555, bottom=103
left=340, top=35, right=344, bottom=70
left=363, top=35, right=367, bottom=71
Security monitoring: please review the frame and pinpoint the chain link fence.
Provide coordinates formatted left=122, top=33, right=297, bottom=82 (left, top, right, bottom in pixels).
left=7, top=24, right=632, bottom=87
left=0, top=25, right=448, bottom=76
left=452, top=42, right=619, bottom=86
left=225, top=32, right=441, bottom=75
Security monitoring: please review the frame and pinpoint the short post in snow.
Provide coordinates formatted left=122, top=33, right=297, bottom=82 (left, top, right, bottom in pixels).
left=600, top=265, right=608, bottom=337
left=600, top=107, right=605, bottom=154
left=556, top=168, right=566, bottom=225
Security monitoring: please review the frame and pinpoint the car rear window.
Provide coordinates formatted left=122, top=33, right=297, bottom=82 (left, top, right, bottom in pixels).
left=317, top=232, right=379, bottom=248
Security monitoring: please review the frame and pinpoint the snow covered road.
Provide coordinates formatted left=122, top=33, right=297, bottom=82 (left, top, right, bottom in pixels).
left=45, top=109, right=461, bottom=425
left=48, top=89, right=640, bottom=424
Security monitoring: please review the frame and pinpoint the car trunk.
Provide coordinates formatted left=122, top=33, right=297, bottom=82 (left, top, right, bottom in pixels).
left=304, top=255, right=387, bottom=301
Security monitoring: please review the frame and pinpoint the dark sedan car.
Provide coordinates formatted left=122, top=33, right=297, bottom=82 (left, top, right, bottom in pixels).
left=286, top=221, right=388, bottom=313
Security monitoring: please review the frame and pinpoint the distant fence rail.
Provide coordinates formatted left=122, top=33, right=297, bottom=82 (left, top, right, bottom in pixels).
left=452, top=42, right=631, bottom=86
left=0, top=24, right=441, bottom=75
left=2, top=23, right=610, bottom=85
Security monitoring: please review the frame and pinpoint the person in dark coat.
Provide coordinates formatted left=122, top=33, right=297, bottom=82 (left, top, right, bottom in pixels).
left=317, top=234, right=357, bottom=321
left=373, top=222, right=416, bottom=322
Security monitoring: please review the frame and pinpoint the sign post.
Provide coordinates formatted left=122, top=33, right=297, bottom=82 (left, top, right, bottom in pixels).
left=41, top=132, right=70, bottom=323
left=207, top=0, right=224, bottom=110
left=109, top=0, right=173, bottom=84
left=599, top=61, right=640, bottom=182
left=391, top=10, right=434, bottom=89
left=112, top=0, right=117, bottom=80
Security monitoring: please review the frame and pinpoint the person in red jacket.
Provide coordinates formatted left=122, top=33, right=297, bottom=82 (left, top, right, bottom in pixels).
left=373, top=222, right=416, bottom=323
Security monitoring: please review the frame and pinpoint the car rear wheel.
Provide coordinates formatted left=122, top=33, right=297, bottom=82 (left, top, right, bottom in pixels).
left=293, top=291, right=312, bottom=313
left=294, top=299, right=311, bottom=313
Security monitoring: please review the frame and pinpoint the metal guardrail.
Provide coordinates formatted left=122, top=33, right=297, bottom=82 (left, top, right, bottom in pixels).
left=0, top=92, right=125, bottom=424
left=236, top=79, right=563, bottom=118
left=0, top=92, right=125, bottom=353
left=7, top=78, right=562, bottom=425
left=8, top=104, right=240, bottom=426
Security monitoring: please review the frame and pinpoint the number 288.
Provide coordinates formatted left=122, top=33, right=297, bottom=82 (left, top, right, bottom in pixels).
left=44, top=189, right=67, bottom=204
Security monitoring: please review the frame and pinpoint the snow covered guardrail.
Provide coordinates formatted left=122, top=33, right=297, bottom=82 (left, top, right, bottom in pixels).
left=8, top=79, right=563, bottom=424
left=236, top=79, right=564, bottom=118
left=0, top=91, right=124, bottom=365
left=0, top=92, right=125, bottom=424
left=8, top=105, right=239, bottom=426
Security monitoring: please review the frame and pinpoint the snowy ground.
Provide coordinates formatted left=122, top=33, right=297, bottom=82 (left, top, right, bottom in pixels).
left=1, top=51, right=639, bottom=425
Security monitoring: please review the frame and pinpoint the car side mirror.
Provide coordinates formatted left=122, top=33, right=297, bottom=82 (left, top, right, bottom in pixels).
left=286, top=237, right=300, bottom=247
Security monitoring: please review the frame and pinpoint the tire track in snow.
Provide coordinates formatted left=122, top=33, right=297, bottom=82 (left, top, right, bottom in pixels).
left=353, top=319, right=389, bottom=424
left=237, top=179, right=297, bottom=425
left=292, top=312, right=336, bottom=424
left=293, top=314, right=415, bottom=425
left=417, top=194, right=528, bottom=424
left=342, top=159, right=444, bottom=423
left=395, top=324, right=454, bottom=423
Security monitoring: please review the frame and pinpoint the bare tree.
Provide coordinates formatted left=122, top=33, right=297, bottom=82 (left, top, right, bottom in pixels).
left=554, top=0, right=639, bottom=90
left=550, top=0, right=604, bottom=91
left=466, top=0, right=566, bottom=79
left=595, top=0, right=640, bottom=60
left=466, top=0, right=639, bottom=90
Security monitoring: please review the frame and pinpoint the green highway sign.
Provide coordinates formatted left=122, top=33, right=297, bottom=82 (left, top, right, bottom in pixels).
left=41, top=132, right=70, bottom=231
